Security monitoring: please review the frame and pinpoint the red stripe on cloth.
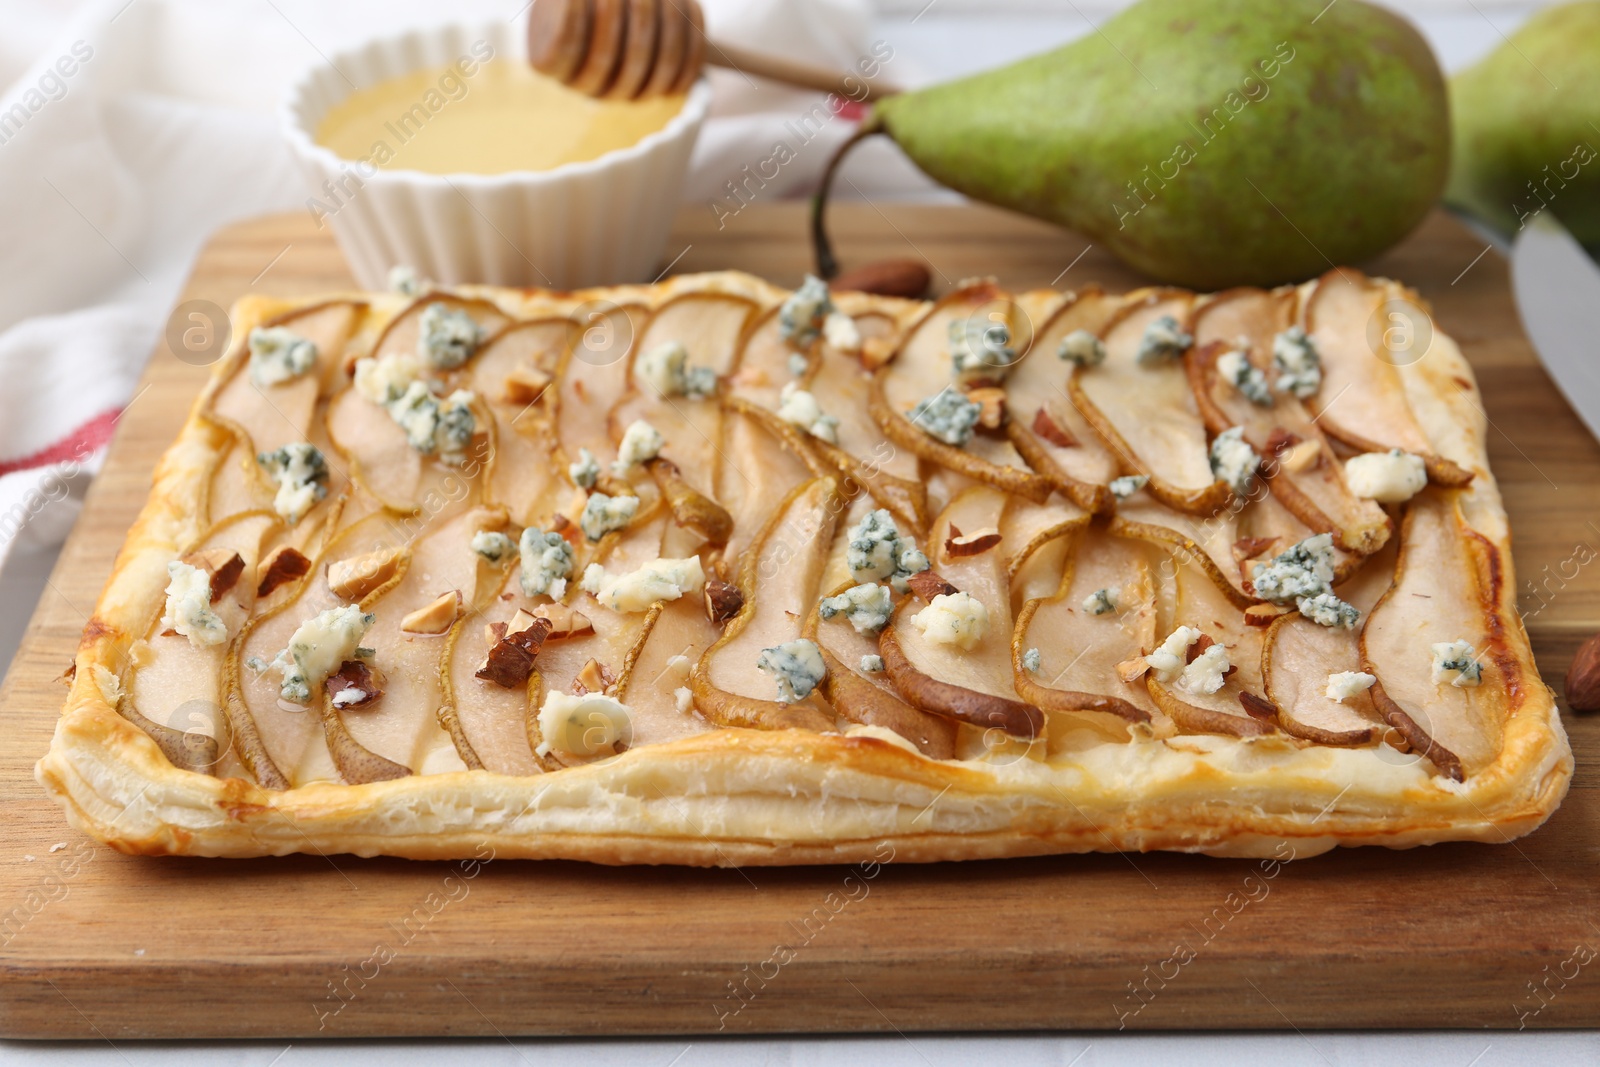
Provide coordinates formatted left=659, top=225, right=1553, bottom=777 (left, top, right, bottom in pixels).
left=0, top=408, right=122, bottom=478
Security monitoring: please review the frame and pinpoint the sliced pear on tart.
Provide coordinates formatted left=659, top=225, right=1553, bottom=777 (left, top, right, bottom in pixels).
left=1188, top=287, right=1390, bottom=556
left=1005, top=288, right=1122, bottom=511
left=1300, top=271, right=1473, bottom=487
left=1144, top=552, right=1277, bottom=739
left=1261, top=540, right=1397, bottom=746
left=692, top=477, right=840, bottom=731
left=1072, top=288, right=1228, bottom=514
left=1358, top=492, right=1510, bottom=780
left=871, top=282, right=1052, bottom=502
left=880, top=486, right=1044, bottom=741
left=1012, top=524, right=1159, bottom=739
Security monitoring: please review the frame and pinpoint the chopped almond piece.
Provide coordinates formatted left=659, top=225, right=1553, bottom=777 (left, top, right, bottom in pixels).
left=531, top=603, right=595, bottom=640
left=182, top=548, right=245, bottom=603
left=1032, top=406, right=1078, bottom=448
left=475, top=616, right=552, bottom=688
left=704, top=578, right=744, bottom=624
left=945, top=524, right=1002, bottom=558
left=967, top=387, right=1007, bottom=430
left=327, top=660, right=384, bottom=709
left=257, top=546, right=311, bottom=597
left=573, top=657, right=617, bottom=695
left=861, top=336, right=896, bottom=369
left=1279, top=439, right=1322, bottom=473
left=1231, top=536, right=1278, bottom=561
left=1265, top=428, right=1302, bottom=457
left=1243, top=603, right=1292, bottom=627
left=1238, top=692, right=1277, bottom=721
left=502, top=364, right=553, bottom=405
left=401, top=590, right=461, bottom=635
left=1116, top=657, right=1150, bottom=683
left=905, top=569, right=959, bottom=601
left=328, top=547, right=406, bottom=602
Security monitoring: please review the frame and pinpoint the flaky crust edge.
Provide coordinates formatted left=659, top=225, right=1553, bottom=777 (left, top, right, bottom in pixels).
left=34, top=273, right=1572, bottom=864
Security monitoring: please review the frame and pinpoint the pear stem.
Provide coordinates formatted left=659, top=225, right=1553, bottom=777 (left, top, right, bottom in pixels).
left=810, top=119, right=885, bottom=280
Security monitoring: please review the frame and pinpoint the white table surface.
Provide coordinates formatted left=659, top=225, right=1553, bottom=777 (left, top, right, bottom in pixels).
left=3, top=2, right=1592, bottom=1061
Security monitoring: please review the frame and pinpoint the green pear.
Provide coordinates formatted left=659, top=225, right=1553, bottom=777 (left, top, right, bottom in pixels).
left=814, top=0, right=1450, bottom=289
left=1446, top=2, right=1600, bottom=246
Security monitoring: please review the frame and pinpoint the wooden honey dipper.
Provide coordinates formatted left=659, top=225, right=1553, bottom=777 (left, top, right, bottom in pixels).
left=527, top=0, right=897, bottom=101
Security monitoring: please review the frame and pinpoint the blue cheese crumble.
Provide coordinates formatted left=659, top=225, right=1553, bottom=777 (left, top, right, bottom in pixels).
left=1296, top=591, right=1361, bottom=630
left=818, top=583, right=893, bottom=635
left=635, top=340, right=715, bottom=399
left=353, top=350, right=422, bottom=405
left=270, top=604, right=374, bottom=705
left=579, top=492, right=639, bottom=542
left=823, top=311, right=861, bottom=354
left=387, top=381, right=477, bottom=464
left=1344, top=449, right=1427, bottom=504
left=1431, top=640, right=1483, bottom=688
left=1325, top=670, right=1376, bottom=702
left=1179, top=643, right=1230, bottom=695
left=161, top=561, right=228, bottom=648
left=248, top=327, right=317, bottom=388
left=1056, top=328, right=1106, bottom=367
left=1022, top=647, right=1042, bottom=673
left=777, top=382, right=839, bottom=444
left=909, top=592, right=989, bottom=651
left=257, top=443, right=328, bottom=523
left=611, top=419, right=664, bottom=476
left=580, top=556, right=704, bottom=613
left=756, top=638, right=827, bottom=703
left=536, top=691, right=631, bottom=758
left=846, top=509, right=930, bottom=591
left=417, top=303, right=483, bottom=369
left=471, top=530, right=515, bottom=563
left=949, top=318, right=1016, bottom=382
left=568, top=448, right=601, bottom=489
left=1209, top=426, right=1261, bottom=496
left=906, top=389, right=982, bottom=447
left=519, top=528, right=574, bottom=598
left=1145, top=625, right=1201, bottom=681
left=1251, top=533, right=1335, bottom=604
left=1216, top=349, right=1272, bottom=407
left=1109, top=474, right=1148, bottom=501
left=1136, top=315, right=1192, bottom=365
left=387, top=265, right=422, bottom=296
left=1082, top=586, right=1122, bottom=615
left=1271, top=326, right=1321, bottom=398
left=859, top=654, right=885, bottom=673
left=778, top=275, right=833, bottom=347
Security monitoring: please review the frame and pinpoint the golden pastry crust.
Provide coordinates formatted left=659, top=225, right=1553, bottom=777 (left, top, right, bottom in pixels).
left=35, top=272, right=1571, bottom=864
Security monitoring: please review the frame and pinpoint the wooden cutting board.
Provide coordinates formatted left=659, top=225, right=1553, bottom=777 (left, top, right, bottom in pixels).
left=2, top=204, right=1597, bottom=1039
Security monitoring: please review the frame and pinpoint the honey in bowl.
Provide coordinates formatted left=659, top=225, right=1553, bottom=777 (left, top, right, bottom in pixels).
left=315, top=51, right=686, bottom=176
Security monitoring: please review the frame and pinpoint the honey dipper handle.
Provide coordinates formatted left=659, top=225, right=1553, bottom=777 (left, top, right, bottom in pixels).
left=705, top=40, right=898, bottom=103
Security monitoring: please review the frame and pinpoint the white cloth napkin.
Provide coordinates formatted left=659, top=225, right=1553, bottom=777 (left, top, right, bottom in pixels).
left=0, top=0, right=928, bottom=600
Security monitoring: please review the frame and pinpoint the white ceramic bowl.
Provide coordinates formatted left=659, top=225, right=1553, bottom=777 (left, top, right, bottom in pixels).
left=281, top=21, right=710, bottom=290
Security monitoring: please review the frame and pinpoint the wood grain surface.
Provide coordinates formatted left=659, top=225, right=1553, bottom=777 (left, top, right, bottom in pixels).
left=1, top=204, right=1597, bottom=1039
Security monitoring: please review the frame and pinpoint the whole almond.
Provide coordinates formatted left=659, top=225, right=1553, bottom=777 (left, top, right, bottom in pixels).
left=830, top=258, right=931, bottom=299
left=1564, top=633, right=1600, bottom=712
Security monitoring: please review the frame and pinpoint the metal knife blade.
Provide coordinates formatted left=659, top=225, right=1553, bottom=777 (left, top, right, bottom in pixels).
left=1511, top=212, right=1600, bottom=444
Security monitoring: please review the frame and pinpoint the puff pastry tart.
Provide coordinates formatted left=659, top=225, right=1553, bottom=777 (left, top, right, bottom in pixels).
left=36, top=269, right=1571, bottom=863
